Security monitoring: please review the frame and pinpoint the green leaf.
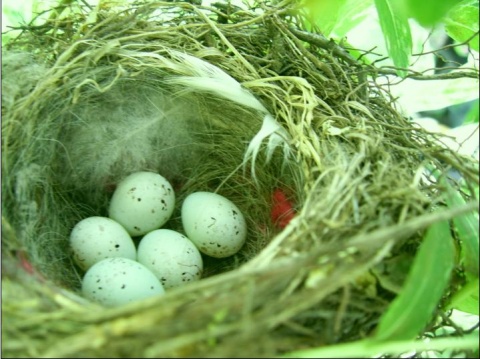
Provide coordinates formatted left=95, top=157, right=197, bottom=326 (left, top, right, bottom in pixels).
left=302, top=0, right=348, bottom=36
left=374, top=220, right=455, bottom=341
left=449, top=278, right=479, bottom=315
left=331, top=0, right=374, bottom=38
left=404, top=0, right=462, bottom=27
left=302, top=0, right=373, bottom=38
left=282, top=334, right=480, bottom=358
left=374, top=0, right=412, bottom=77
left=444, top=0, right=480, bottom=52
left=444, top=180, right=479, bottom=276
left=464, top=99, right=479, bottom=124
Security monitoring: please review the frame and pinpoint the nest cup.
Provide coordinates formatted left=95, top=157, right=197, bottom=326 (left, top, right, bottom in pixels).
left=2, top=1, right=478, bottom=358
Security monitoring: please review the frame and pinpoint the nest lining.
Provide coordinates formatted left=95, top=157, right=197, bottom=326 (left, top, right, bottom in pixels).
left=2, top=1, right=479, bottom=358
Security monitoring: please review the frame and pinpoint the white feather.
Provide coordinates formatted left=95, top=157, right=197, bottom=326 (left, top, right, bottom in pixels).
left=165, top=50, right=267, bottom=112
left=168, top=76, right=268, bottom=113
left=242, top=113, right=292, bottom=179
left=165, top=50, right=292, bottom=180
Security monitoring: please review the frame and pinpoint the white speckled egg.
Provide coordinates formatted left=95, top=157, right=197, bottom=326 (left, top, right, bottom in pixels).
left=69, top=216, right=136, bottom=271
left=181, top=192, right=247, bottom=258
left=81, top=257, right=165, bottom=307
left=108, top=171, right=175, bottom=236
left=137, top=229, right=203, bottom=289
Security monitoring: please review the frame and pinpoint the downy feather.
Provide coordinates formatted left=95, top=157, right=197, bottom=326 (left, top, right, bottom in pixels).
left=58, top=48, right=292, bottom=203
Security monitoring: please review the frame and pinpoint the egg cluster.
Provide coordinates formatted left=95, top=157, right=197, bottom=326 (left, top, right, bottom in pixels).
left=70, top=171, right=247, bottom=307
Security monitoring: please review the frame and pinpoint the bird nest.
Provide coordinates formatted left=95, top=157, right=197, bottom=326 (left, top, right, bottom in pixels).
left=2, top=1, right=478, bottom=358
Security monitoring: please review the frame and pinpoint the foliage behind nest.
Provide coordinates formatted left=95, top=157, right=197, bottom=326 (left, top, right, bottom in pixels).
left=2, top=1, right=478, bottom=358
